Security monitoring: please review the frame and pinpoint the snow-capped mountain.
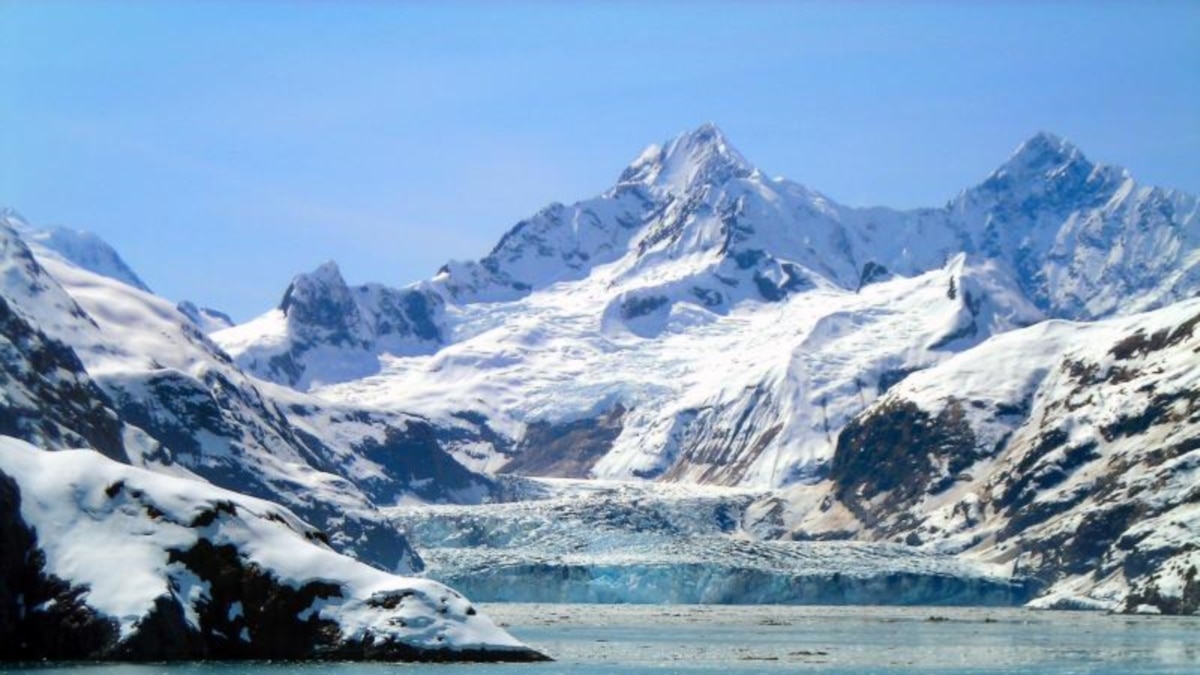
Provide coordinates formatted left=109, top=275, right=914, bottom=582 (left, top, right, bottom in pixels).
left=220, top=261, right=444, bottom=390
left=787, top=298, right=1200, bottom=614
left=0, top=437, right=543, bottom=661
left=218, top=125, right=1198, bottom=491
left=1, top=208, right=151, bottom=292
left=0, top=217, right=495, bottom=574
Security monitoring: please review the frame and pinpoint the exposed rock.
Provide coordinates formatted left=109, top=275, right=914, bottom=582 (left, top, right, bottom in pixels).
left=0, top=296, right=127, bottom=462
left=502, top=405, right=627, bottom=478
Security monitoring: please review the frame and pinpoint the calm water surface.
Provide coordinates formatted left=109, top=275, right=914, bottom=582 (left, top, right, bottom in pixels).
left=8, top=604, right=1199, bottom=674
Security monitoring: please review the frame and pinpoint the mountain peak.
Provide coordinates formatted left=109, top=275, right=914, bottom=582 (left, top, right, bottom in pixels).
left=994, top=131, right=1092, bottom=181
left=965, top=131, right=1134, bottom=214
left=279, top=260, right=351, bottom=317
left=2, top=209, right=152, bottom=293
left=309, top=260, right=345, bottom=284
left=618, top=123, right=754, bottom=193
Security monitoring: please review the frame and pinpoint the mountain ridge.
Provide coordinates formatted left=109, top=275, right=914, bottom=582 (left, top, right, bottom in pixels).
left=221, top=125, right=1198, bottom=391
left=212, top=126, right=1198, bottom=499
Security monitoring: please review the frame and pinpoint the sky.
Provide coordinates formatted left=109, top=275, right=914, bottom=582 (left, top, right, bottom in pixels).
left=2, top=1, right=1198, bottom=321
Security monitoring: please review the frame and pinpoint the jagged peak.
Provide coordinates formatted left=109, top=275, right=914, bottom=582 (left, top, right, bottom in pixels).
left=967, top=132, right=1133, bottom=211
left=279, top=260, right=351, bottom=315
left=305, top=260, right=346, bottom=285
left=984, top=131, right=1102, bottom=189
left=618, top=123, right=754, bottom=193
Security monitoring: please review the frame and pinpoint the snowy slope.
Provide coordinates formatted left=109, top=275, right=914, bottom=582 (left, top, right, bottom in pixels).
left=1, top=208, right=151, bottom=292
left=218, top=125, right=1198, bottom=493
left=796, top=299, right=1200, bottom=614
left=0, top=218, right=492, bottom=572
left=0, top=436, right=543, bottom=661
left=309, top=254, right=1037, bottom=488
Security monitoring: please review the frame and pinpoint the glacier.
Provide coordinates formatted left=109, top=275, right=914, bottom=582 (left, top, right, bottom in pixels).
left=391, top=477, right=1037, bottom=606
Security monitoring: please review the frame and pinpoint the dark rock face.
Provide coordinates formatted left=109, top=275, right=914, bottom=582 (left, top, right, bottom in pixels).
left=1122, top=564, right=1200, bottom=616
left=280, top=262, right=365, bottom=347
left=176, top=301, right=234, bottom=331
left=385, top=289, right=443, bottom=342
left=754, top=261, right=812, bottom=302
left=0, top=296, right=127, bottom=463
left=155, top=539, right=346, bottom=660
left=858, top=261, right=892, bottom=290
left=831, top=399, right=980, bottom=532
left=620, top=295, right=669, bottom=320
left=265, top=263, right=445, bottom=387
left=502, top=405, right=627, bottom=478
left=355, top=419, right=493, bottom=504
left=0, top=471, right=120, bottom=660
left=1108, top=311, right=1200, bottom=360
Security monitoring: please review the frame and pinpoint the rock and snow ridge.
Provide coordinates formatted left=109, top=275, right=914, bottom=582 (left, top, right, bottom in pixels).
left=0, top=437, right=544, bottom=661
left=0, top=217, right=499, bottom=575
left=221, top=125, right=1198, bottom=387
left=177, top=300, right=235, bottom=333
left=219, top=124, right=1197, bottom=491
left=1, top=208, right=151, bottom=293
left=811, top=297, right=1200, bottom=615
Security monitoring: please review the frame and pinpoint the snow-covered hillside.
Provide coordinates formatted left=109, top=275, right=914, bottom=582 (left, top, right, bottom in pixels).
left=0, top=217, right=494, bottom=573
left=788, top=299, right=1200, bottom=614
left=207, top=125, right=1200, bottom=614
left=2, top=208, right=151, bottom=292
left=0, top=437, right=544, bottom=661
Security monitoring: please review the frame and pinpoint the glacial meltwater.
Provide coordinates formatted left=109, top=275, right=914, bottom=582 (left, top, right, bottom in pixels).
left=8, top=604, right=1199, bottom=674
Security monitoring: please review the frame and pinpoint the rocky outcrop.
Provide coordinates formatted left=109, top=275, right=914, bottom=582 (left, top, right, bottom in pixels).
left=820, top=301, right=1200, bottom=614
left=831, top=398, right=980, bottom=534
left=0, top=296, right=127, bottom=462
left=501, top=405, right=627, bottom=478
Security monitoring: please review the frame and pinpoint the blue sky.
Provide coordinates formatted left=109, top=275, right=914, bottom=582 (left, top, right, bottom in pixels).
left=2, top=1, right=1198, bottom=321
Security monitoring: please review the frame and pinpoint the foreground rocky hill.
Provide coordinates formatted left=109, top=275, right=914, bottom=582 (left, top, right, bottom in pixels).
left=0, top=438, right=543, bottom=661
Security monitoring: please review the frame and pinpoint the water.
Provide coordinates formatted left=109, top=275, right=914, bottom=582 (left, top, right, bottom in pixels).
left=6, top=604, right=1199, bottom=674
